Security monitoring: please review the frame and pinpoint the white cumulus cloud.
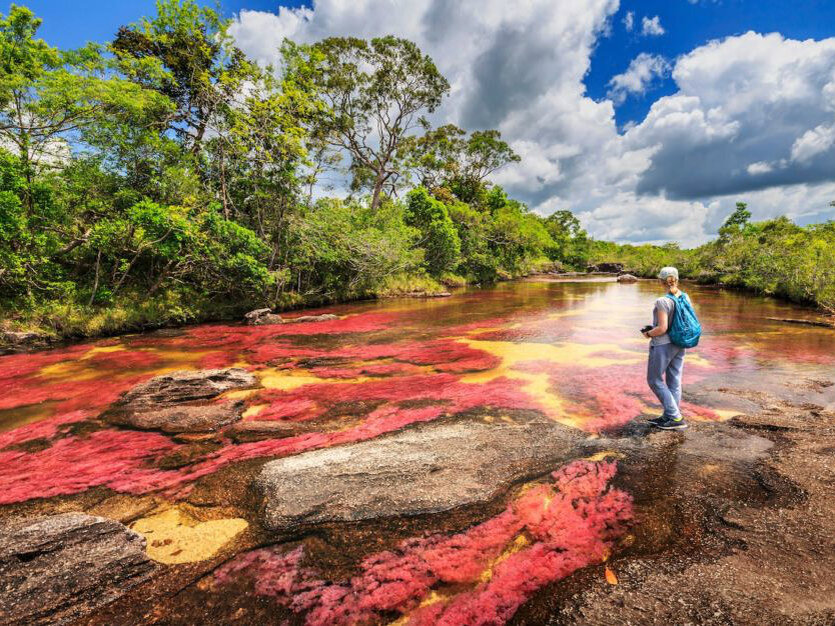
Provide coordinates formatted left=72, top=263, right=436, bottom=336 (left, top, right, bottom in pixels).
left=791, top=124, right=835, bottom=163
left=229, top=3, right=835, bottom=246
left=607, top=53, right=671, bottom=104
left=641, top=15, right=665, bottom=36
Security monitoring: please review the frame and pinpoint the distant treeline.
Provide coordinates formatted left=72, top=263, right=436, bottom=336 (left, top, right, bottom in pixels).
left=589, top=203, right=835, bottom=314
left=0, top=2, right=831, bottom=340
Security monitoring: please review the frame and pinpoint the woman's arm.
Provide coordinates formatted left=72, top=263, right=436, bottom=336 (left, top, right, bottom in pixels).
left=643, top=310, right=668, bottom=338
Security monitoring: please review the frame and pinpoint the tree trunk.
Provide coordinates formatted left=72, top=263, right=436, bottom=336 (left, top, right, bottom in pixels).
left=89, top=249, right=102, bottom=306
left=370, top=173, right=385, bottom=211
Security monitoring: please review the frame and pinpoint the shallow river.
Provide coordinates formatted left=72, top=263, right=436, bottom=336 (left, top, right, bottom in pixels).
left=2, top=278, right=834, bottom=625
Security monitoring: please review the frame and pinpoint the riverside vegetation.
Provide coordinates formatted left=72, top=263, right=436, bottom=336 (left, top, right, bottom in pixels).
left=0, top=1, right=832, bottom=343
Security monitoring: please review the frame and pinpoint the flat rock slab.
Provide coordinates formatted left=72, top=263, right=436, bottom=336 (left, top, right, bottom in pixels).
left=256, top=412, right=583, bottom=532
left=103, top=368, right=256, bottom=433
left=0, top=513, right=155, bottom=625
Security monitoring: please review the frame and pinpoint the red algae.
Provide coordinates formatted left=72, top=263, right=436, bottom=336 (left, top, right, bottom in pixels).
left=0, top=429, right=179, bottom=504
left=0, top=281, right=825, bottom=506
left=214, top=460, right=632, bottom=626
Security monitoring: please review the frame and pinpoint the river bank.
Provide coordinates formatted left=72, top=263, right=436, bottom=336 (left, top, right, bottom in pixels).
left=4, top=269, right=832, bottom=355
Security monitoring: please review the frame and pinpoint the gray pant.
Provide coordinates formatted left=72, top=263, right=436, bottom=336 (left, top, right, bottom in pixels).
left=647, top=343, right=686, bottom=418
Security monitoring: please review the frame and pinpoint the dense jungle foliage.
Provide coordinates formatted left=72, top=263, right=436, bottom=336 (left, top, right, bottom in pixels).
left=0, top=2, right=832, bottom=339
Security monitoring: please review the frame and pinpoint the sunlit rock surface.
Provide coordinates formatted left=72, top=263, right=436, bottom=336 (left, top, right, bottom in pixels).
left=221, top=460, right=632, bottom=626
left=0, top=513, right=155, bottom=625
left=102, top=368, right=256, bottom=433
left=244, top=308, right=283, bottom=325
left=257, top=411, right=583, bottom=531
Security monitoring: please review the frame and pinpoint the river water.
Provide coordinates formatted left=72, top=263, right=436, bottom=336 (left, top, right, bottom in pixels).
left=2, top=278, right=833, bottom=625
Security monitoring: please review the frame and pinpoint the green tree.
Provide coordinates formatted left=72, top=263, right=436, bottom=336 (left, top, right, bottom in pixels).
left=405, top=187, right=460, bottom=276
left=0, top=5, right=165, bottom=205
left=718, top=201, right=752, bottom=241
left=402, top=124, right=519, bottom=203
left=307, top=36, right=450, bottom=211
left=111, top=0, right=254, bottom=155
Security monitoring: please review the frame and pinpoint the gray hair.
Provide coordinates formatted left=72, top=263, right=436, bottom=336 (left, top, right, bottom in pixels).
left=658, top=266, right=679, bottom=281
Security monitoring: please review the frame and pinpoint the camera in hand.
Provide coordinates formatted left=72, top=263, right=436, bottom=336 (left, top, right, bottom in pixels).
left=640, top=325, right=653, bottom=334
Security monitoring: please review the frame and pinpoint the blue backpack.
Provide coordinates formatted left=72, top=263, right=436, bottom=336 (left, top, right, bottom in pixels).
left=666, top=292, right=702, bottom=348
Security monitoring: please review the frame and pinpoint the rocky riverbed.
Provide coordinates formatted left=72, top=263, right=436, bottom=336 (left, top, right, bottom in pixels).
left=1, top=279, right=833, bottom=625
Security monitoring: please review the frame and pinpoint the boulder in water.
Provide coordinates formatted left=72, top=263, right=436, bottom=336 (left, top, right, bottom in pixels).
left=103, top=368, right=256, bottom=433
left=0, top=513, right=155, bottom=625
left=244, top=308, right=283, bottom=325
left=256, top=411, right=583, bottom=532
left=617, top=274, right=639, bottom=283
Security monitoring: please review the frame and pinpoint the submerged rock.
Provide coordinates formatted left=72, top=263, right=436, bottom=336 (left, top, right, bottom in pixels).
left=103, top=368, right=256, bottom=433
left=256, top=412, right=583, bottom=532
left=0, top=513, right=155, bottom=625
left=287, top=313, right=339, bottom=323
left=244, top=308, right=283, bottom=325
left=617, top=273, right=639, bottom=283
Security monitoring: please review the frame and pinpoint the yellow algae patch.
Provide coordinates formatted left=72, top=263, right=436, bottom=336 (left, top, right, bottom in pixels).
left=241, top=403, right=268, bottom=418
left=460, top=337, right=643, bottom=373
left=223, top=388, right=259, bottom=401
left=80, top=345, right=127, bottom=359
left=38, top=361, right=104, bottom=381
left=712, top=409, right=744, bottom=420
left=585, top=450, right=624, bottom=462
left=685, top=352, right=713, bottom=368
left=388, top=590, right=453, bottom=626
left=258, top=367, right=374, bottom=391
left=131, top=507, right=248, bottom=565
left=458, top=337, right=642, bottom=428
left=0, top=402, right=58, bottom=432
left=479, top=534, right=531, bottom=583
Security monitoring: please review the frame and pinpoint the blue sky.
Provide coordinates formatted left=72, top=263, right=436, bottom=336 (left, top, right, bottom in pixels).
left=7, top=1, right=309, bottom=49
left=7, top=1, right=835, bottom=245
left=16, top=0, right=834, bottom=129
left=585, top=0, right=835, bottom=127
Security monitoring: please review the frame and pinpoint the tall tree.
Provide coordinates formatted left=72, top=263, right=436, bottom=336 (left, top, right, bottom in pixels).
left=0, top=5, right=163, bottom=205
left=402, top=124, right=519, bottom=202
left=111, top=0, right=255, bottom=156
left=306, top=36, right=449, bottom=211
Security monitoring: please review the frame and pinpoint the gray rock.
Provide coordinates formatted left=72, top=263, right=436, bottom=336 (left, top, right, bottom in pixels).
left=0, top=513, right=155, bottom=626
left=287, top=314, right=339, bottom=323
left=617, top=273, right=639, bottom=283
left=103, top=368, right=256, bottom=433
left=256, top=412, right=583, bottom=532
left=244, top=308, right=283, bottom=325
left=0, top=330, right=50, bottom=353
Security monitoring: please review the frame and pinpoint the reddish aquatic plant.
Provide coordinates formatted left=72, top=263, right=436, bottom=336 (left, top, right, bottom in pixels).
left=214, top=460, right=632, bottom=626
left=0, top=429, right=178, bottom=504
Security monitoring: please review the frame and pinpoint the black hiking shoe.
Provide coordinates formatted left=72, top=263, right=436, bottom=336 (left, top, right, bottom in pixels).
left=652, top=416, right=688, bottom=430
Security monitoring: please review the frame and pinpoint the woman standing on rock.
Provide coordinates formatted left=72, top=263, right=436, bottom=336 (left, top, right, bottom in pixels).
left=643, top=266, right=691, bottom=430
